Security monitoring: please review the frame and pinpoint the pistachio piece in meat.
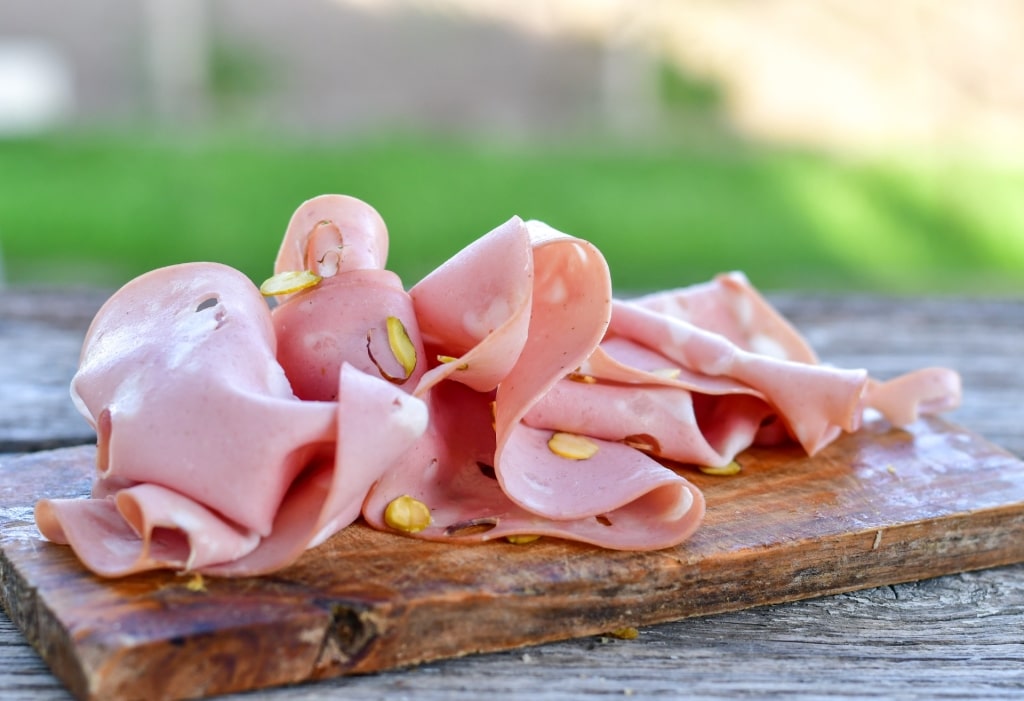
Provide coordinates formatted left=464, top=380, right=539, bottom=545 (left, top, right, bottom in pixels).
left=384, top=495, right=431, bottom=533
left=548, top=431, right=600, bottom=460
left=698, top=461, right=742, bottom=476
left=258, top=270, right=322, bottom=296
left=386, top=316, right=417, bottom=379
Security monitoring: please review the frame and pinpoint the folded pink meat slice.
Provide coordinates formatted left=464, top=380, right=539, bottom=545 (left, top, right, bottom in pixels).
left=864, top=368, right=962, bottom=427
left=63, top=262, right=338, bottom=535
left=516, top=276, right=804, bottom=469
left=410, top=216, right=533, bottom=395
left=608, top=295, right=866, bottom=456
left=523, top=372, right=772, bottom=468
left=363, top=218, right=704, bottom=549
left=632, top=272, right=820, bottom=364
left=649, top=272, right=961, bottom=426
left=273, top=269, right=426, bottom=401
left=36, top=483, right=262, bottom=576
left=274, top=194, right=389, bottom=283
left=270, top=195, right=427, bottom=401
left=600, top=272, right=961, bottom=458
left=204, top=363, right=427, bottom=576
left=35, top=262, right=427, bottom=576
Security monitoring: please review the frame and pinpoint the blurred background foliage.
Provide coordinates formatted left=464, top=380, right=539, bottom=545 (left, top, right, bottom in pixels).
left=1, top=0, right=1023, bottom=295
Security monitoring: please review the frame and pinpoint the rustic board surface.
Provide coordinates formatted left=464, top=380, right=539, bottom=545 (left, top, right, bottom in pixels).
left=4, top=289, right=1024, bottom=700
left=0, top=288, right=110, bottom=453
left=2, top=415, right=1024, bottom=701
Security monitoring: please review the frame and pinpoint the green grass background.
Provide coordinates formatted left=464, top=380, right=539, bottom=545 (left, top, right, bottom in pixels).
left=2, top=130, right=1023, bottom=295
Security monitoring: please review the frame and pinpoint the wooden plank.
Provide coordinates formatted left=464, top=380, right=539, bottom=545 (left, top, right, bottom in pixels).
left=7, top=566, right=1024, bottom=701
left=3, top=416, right=1024, bottom=701
left=0, top=288, right=107, bottom=453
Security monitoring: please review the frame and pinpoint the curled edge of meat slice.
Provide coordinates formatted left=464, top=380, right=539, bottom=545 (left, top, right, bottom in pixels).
left=274, top=194, right=389, bottom=281
left=269, top=195, right=428, bottom=402
left=603, top=273, right=962, bottom=458
left=34, top=262, right=428, bottom=577
left=362, top=217, right=706, bottom=551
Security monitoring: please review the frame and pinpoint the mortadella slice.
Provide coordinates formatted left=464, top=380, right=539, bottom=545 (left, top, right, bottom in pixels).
left=609, top=290, right=868, bottom=456
left=410, top=216, right=534, bottom=395
left=270, top=195, right=426, bottom=401
left=631, top=272, right=819, bottom=363
left=606, top=272, right=961, bottom=457
left=274, top=194, right=389, bottom=284
left=363, top=218, right=705, bottom=550
left=863, top=368, right=962, bottom=426
left=203, top=363, right=427, bottom=576
left=522, top=375, right=773, bottom=468
left=35, top=484, right=262, bottom=577
left=67, top=262, right=338, bottom=536
left=36, top=262, right=427, bottom=577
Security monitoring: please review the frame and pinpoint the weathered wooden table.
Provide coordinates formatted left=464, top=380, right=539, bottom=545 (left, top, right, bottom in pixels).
left=2, top=287, right=1023, bottom=700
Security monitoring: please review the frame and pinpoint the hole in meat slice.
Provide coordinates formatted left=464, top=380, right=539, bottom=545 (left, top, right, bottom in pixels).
left=595, top=514, right=613, bottom=527
left=623, top=433, right=660, bottom=454
left=476, top=462, right=497, bottom=480
left=193, top=295, right=229, bottom=329
left=195, top=296, right=219, bottom=312
left=444, top=517, right=498, bottom=537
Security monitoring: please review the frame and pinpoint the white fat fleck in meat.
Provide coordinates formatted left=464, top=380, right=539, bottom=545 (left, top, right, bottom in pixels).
left=664, top=297, right=692, bottom=322
left=390, top=394, right=429, bottom=437
left=733, top=290, right=754, bottom=330
left=664, top=318, right=693, bottom=348
left=611, top=397, right=633, bottom=421
left=542, top=275, right=568, bottom=305
left=304, top=331, right=340, bottom=355
left=749, top=333, right=790, bottom=360
left=649, top=389, right=698, bottom=426
left=462, top=295, right=514, bottom=340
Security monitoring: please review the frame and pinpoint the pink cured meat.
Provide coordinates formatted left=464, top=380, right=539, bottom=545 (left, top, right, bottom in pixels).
left=523, top=373, right=773, bottom=468
left=362, top=218, right=705, bottom=550
left=632, top=272, right=820, bottom=364
left=33, top=193, right=964, bottom=576
left=525, top=271, right=962, bottom=471
left=864, top=368, right=962, bottom=427
left=274, top=194, right=389, bottom=283
left=629, top=273, right=961, bottom=429
left=270, top=195, right=426, bottom=401
left=35, top=262, right=427, bottom=576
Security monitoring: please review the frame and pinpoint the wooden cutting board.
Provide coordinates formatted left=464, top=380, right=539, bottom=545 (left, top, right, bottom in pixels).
left=3, top=416, right=1024, bottom=701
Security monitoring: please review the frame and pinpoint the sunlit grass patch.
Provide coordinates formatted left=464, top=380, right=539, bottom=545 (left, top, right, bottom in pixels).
left=1, top=130, right=1021, bottom=295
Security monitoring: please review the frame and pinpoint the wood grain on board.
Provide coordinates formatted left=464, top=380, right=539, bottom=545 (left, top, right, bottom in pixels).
left=2, top=415, right=1024, bottom=701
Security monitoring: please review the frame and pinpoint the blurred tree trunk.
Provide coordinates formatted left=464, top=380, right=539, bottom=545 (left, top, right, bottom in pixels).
left=600, top=14, right=660, bottom=137
left=144, top=0, right=210, bottom=124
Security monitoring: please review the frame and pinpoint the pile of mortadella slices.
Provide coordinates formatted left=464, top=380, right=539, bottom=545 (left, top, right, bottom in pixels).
left=34, top=195, right=962, bottom=578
